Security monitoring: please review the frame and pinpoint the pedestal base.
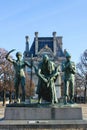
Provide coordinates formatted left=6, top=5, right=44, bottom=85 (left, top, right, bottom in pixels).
left=4, top=103, right=82, bottom=120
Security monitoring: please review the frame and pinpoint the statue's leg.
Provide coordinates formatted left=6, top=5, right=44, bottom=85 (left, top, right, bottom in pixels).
left=51, top=85, right=54, bottom=104
left=38, top=94, right=42, bottom=104
left=36, top=80, right=42, bottom=103
left=53, top=83, right=58, bottom=104
left=21, top=77, right=25, bottom=102
left=49, top=81, right=57, bottom=104
left=48, top=81, right=54, bottom=104
left=14, top=78, right=20, bottom=102
left=69, top=80, right=74, bottom=103
left=64, top=80, right=69, bottom=104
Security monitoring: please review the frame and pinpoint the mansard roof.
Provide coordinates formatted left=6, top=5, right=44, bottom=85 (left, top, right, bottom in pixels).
left=29, top=37, right=53, bottom=57
left=28, top=37, right=64, bottom=57
left=24, top=33, right=65, bottom=58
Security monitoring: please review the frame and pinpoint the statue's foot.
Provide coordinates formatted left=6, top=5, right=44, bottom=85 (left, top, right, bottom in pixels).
left=14, top=100, right=19, bottom=104
left=14, top=98, right=21, bottom=104
left=54, top=100, right=58, bottom=104
left=38, top=100, right=41, bottom=104
left=64, top=101, right=67, bottom=105
left=21, top=101, right=25, bottom=104
left=14, top=99, right=17, bottom=103
left=69, top=100, right=74, bottom=104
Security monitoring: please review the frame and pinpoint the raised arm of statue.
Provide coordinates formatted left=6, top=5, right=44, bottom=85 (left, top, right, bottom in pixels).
left=5, top=49, right=16, bottom=63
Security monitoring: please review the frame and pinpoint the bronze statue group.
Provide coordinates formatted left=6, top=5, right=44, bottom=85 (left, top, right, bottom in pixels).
left=6, top=49, right=76, bottom=105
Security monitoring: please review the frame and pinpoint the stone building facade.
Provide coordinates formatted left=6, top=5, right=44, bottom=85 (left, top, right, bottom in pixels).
left=23, top=32, right=66, bottom=99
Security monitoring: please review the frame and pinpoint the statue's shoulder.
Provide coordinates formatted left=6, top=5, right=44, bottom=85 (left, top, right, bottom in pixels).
left=48, top=61, right=55, bottom=70
left=70, top=61, right=75, bottom=66
left=71, top=61, right=75, bottom=63
left=48, top=60, right=54, bottom=66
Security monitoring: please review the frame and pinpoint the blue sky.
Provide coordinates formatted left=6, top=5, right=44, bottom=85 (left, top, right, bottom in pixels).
left=0, top=0, right=87, bottom=63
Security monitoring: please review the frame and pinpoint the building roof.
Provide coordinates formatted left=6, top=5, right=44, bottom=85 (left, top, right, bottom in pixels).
left=24, top=35, right=65, bottom=58
left=29, top=37, right=53, bottom=57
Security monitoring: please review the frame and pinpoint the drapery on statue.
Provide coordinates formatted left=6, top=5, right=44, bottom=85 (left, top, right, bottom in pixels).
left=6, top=49, right=31, bottom=103
left=62, top=50, right=76, bottom=104
left=35, top=54, right=59, bottom=104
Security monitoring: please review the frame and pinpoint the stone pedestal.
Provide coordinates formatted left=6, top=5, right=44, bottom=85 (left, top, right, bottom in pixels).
left=4, top=103, right=82, bottom=120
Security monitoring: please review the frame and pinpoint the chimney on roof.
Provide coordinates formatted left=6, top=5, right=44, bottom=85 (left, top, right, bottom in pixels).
left=53, top=32, right=56, bottom=37
left=25, top=35, right=29, bottom=53
left=35, top=32, right=38, bottom=38
left=52, top=32, right=57, bottom=56
left=25, top=36, right=29, bottom=42
left=35, top=32, right=38, bottom=55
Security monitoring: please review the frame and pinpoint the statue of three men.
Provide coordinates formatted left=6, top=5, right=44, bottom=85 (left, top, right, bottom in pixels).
left=6, top=49, right=75, bottom=104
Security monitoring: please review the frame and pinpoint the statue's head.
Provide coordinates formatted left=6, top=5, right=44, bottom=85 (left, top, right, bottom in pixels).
left=16, top=52, right=22, bottom=58
left=66, top=53, right=71, bottom=58
left=42, top=54, right=49, bottom=63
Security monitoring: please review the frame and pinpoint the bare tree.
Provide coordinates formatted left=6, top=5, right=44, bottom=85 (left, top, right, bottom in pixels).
left=0, top=48, right=14, bottom=105
left=76, top=49, right=87, bottom=102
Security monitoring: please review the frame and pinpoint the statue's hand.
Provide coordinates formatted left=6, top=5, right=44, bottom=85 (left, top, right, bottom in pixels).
left=43, top=78, right=48, bottom=83
left=8, top=49, right=16, bottom=54
left=5, top=49, right=16, bottom=59
left=40, top=75, right=48, bottom=83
